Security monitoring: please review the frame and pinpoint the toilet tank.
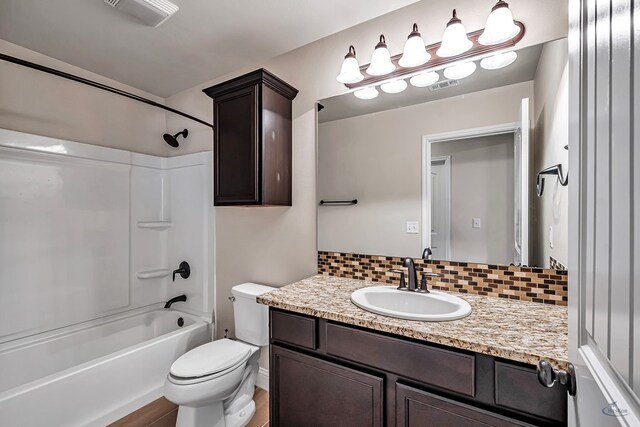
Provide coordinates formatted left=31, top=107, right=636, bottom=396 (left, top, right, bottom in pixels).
left=231, top=283, right=275, bottom=346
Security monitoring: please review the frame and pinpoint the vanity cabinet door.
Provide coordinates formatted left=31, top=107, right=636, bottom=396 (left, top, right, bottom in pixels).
left=270, top=345, right=384, bottom=427
left=396, top=384, right=533, bottom=427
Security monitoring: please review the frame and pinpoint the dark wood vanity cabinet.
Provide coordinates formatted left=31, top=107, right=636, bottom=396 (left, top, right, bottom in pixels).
left=272, top=346, right=384, bottom=426
left=203, top=69, right=298, bottom=206
left=396, top=384, right=530, bottom=427
left=269, top=308, right=567, bottom=427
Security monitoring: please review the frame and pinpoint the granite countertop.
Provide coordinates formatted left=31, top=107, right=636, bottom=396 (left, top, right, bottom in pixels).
left=257, top=274, right=569, bottom=368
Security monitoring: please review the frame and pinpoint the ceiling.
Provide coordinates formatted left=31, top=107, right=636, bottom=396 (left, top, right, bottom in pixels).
left=318, top=42, right=546, bottom=123
left=0, top=0, right=418, bottom=97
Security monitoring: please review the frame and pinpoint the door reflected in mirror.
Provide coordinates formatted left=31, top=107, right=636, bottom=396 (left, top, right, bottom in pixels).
left=317, top=39, right=568, bottom=269
left=425, top=127, right=524, bottom=266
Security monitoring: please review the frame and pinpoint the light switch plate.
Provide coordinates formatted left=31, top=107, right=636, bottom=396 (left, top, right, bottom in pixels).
left=472, top=218, right=481, bottom=229
left=406, top=221, right=419, bottom=234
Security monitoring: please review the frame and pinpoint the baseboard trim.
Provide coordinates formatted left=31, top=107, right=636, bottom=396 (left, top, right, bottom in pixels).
left=256, top=367, right=269, bottom=391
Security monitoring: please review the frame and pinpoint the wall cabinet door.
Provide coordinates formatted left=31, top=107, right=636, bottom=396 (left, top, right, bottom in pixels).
left=396, top=383, right=533, bottom=427
left=271, top=345, right=384, bottom=427
left=213, top=85, right=259, bottom=205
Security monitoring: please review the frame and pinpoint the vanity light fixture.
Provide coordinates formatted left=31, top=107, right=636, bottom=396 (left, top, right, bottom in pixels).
left=410, top=71, right=440, bottom=88
left=336, top=45, right=364, bottom=84
left=336, top=4, right=525, bottom=97
left=480, top=51, right=518, bottom=70
left=380, top=79, right=408, bottom=94
left=478, top=1, right=521, bottom=45
left=443, top=61, right=477, bottom=80
left=436, top=10, right=473, bottom=58
left=398, top=24, right=431, bottom=68
left=354, top=86, right=380, bottom=100
left=366, top=35, right=396, bottom=76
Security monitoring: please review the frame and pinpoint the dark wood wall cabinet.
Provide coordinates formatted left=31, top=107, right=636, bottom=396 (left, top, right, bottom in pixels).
left=203, top=69, right=298, bottom=206
left=269, top=308, right=568, bottom=427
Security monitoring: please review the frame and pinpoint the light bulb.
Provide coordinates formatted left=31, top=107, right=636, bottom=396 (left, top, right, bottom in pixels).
left=478, top=1, right=521, bottom=45
left=444, top=61, right=477, bottom=80
left=480, top=51, right=517, bottom=70
left=366, top=35, right=396, bottom=76
left=354, top=87, right=379, bottom=100
left=410, top=71, right=440, bottom=87
left=398, top=24, right=431, bottom=68
left=336, top=45, right=364, bottom=84
left=436, top=10, right=473, bottom=58
left=380, top=79, right=408, bottom=94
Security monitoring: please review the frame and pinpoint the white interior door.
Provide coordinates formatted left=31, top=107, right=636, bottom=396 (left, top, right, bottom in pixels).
left=514, top=98, right=530, bottom=266
left=568, top=0, right=640, bottom=425
left=430, top=157, right=451, bottom=260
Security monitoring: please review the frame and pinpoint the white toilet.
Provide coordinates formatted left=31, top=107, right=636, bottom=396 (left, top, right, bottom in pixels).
left=164, top=283, right=274, bottom=427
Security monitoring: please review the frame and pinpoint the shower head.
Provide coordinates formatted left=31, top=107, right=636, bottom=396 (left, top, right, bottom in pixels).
left=163, top=129, right=188, bottom=147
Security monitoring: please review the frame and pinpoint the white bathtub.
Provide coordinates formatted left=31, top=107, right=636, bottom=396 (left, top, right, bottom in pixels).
left=0, top=306, right=210, bottom=426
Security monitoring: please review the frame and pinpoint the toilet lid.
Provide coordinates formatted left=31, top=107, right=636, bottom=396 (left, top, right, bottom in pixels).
left=170, top=338, right=252, bottom=379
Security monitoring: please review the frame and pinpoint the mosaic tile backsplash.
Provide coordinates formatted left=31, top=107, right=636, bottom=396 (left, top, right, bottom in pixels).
left=318, top=251, right=568, bottom=306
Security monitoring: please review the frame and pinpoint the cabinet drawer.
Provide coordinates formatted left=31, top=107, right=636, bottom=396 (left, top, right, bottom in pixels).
left=495, top=361, right=567, bottom=423
left=397, top=383, right=532, bottom=427
left=270, top=310, right=318, bottom=350
left=325, top=322, right=475, bottom=396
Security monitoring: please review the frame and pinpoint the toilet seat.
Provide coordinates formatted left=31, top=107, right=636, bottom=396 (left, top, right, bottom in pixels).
left=169, top=339, right=252, bottom=384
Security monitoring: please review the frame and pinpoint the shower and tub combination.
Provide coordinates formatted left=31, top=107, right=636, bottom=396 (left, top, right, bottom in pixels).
left=0, top=128, right=214, bottom=426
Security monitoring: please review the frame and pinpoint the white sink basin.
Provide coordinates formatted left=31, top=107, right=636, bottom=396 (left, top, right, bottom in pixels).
left=351, top=286, right=472, bottom=321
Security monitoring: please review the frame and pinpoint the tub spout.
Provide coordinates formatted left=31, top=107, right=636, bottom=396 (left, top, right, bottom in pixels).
left=165, top=294, right=187, bottom=308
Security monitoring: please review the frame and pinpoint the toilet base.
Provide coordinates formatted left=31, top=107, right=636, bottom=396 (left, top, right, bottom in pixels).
left=175, top=399, right=256, bottom=427
left=225, top=400, right=256, bottom=427
left=176, top=401, right=225, bottom=427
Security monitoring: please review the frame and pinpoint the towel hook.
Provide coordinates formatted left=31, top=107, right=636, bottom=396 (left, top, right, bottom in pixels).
left=536, top=164, right=568, bottom=197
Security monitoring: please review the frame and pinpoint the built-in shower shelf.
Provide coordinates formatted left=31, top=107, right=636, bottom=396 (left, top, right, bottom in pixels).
left=137, top=221, right=173, bottom=229
left=136, top=269, right=171, bottom=279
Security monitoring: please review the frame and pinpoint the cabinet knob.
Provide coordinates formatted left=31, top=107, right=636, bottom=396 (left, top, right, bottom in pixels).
left=537, top=360, right=576, bottom=396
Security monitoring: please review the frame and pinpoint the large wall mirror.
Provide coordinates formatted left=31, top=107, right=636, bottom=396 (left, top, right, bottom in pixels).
left=317, top=38, right=568, bottom=269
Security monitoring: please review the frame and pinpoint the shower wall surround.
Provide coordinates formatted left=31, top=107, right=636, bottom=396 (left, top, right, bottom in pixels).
left=0, top=128, right=213, bottom=343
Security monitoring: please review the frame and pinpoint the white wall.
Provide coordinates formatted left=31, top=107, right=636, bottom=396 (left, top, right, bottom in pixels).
left=532, top=38, right=569, bottom=268
left=317, top=82, right=532, bottom=258
left=0, top=39, right=175, bottom=157
left=432, top=134, right=514, bottom=264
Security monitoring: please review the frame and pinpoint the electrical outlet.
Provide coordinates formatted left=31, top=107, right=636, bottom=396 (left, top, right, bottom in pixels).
left=406, top=221, right=419, bottom=234
left=549, top=226, right=554, bottom=248
left=472, top=218, right=481, bottom=229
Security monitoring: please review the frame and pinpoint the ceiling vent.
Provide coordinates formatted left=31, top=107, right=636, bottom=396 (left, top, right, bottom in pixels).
left=104, top=0, right=179, bottom=27
left=429, top=79, right=460, bottom=92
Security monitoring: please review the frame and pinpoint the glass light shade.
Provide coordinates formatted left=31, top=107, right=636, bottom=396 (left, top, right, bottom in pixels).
left=478, top=1, right=521, bottom=45
left=443, top=61, right=477, bottom=80
left=366, top=35, right=396, bottom=76
left=410, top=71, right=440, bottom=87
left=436, top=10, right=473, bottom=58
left=398, top=24, right=431, bottom=68
left=354, top=87, right=379, bottom=100
left=336, top=46, right=364, bottom=84
left=480, top=51, right=517, bottom=70
left=380, top=79, right=408, bottom=94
